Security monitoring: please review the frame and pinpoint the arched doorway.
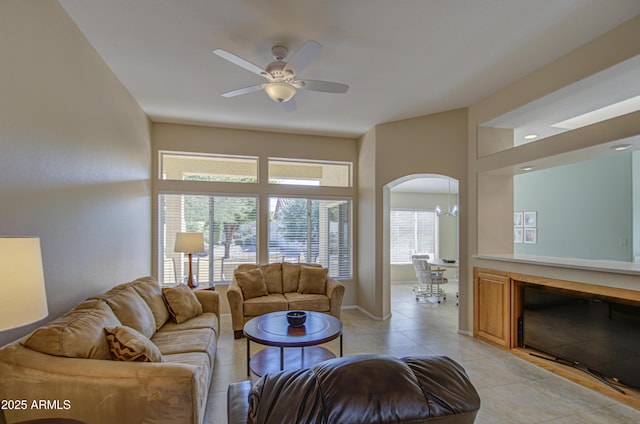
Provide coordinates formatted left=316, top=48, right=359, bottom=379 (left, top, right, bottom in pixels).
left=385, top=174, right=459, bottom=323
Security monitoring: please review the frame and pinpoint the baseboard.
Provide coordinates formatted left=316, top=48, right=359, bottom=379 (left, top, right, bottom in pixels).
left=340, top=305, right=358, bottom=310
left=355, top=306, right=390, bottom=321
left=457, top=329, right=473, bottom=337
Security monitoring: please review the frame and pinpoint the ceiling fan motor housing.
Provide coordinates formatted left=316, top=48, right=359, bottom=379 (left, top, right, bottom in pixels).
left=265, top=61, right=294, bottom=81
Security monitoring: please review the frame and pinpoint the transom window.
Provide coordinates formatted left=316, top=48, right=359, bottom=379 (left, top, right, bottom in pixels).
left=160, top=151, right=258, bottom=182
left=268, top=158, right=352, bottom=187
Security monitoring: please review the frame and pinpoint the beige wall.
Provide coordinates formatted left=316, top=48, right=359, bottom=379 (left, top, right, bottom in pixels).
left=358, top=109, right=468, bottom=320
left=467, top=15, right=640, bottom=319
left=357, top=128, right=379, bottom=315
left=152, top=123, right=358, bottom=306
left=0, top=1, right=151, bottom=345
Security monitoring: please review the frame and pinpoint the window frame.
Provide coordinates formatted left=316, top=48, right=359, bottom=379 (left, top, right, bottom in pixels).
left=268, top=157, right=353, bottom=188
left=159, top=150, right=259, bottom=183
left=268, top=195, right=353, bottom=279
left=158, top=192, right=259, bottom=285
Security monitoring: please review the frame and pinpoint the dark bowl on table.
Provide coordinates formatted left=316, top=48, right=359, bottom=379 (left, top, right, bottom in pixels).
left=286, top=311, right=307, bottom=327
left=442, top=259, right=456, bottom=264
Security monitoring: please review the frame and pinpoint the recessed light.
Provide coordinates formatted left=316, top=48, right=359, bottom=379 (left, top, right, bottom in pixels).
left=521, top=166, right=535, bottom=172
left=609, top=144, right=632, bottom=151
left=523, top=134, right=539, bottom=140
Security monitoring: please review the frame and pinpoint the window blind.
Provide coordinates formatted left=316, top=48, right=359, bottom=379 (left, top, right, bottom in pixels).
left=159, top=194, right=257, bottom=284
left=390, top=210, right=437, bottom=263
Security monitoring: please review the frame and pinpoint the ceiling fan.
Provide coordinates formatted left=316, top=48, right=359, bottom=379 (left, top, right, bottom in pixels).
left=213, top=40, right=349, bottom=111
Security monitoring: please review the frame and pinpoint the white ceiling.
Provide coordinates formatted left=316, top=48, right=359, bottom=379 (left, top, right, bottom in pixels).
left=57, top=1, right=640, bottom=138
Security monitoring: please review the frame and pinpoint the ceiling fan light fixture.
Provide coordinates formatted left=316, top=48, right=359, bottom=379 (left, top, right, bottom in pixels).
left=264, top=82, right=296, bottom=103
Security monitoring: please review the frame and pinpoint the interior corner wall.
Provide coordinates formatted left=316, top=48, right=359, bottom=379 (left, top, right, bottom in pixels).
left=0, top=1, right=151, bottom=346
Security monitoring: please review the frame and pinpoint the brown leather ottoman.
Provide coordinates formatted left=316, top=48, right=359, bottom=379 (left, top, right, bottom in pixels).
left=228, top=354, right=480, bottom=424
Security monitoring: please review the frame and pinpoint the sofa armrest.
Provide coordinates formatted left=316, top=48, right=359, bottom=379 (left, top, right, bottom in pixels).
left=227, top=278, right=245, bottom=338
left=326, top=277, right=345, bottom=319
left=0, top=342, right=206, bottom=424
left=194, top=289, right=220, bottom=318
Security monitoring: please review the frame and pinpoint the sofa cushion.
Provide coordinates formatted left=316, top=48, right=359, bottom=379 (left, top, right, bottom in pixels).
left=298, top=265, right=328, bottom=294
left=158, top=312, right=219, bottom=337
left=162, top=284, right=204, bottom=324
left=151, top=328, right=217, bottom=366
left=284, top=292, right=330, bottom=313
left=22, top=300, right=121, bottom=359
left=243, top=294, right=288, bottom=317
left=130, top=277, right=171, bottom=330
left=105, top=325, right=163, bottom=362
left=260, top=263, right=283, bottom=294
left=103, top=286, right=157, bottom=339
left=234, top=268, right=269, bottom=300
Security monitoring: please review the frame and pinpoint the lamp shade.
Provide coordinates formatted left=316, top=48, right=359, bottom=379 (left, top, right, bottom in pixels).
left=174, top=232, right=205, bottom=253
left=0, top=237, right=48, bottom=331
left=264, top=82, right=296, bottom=102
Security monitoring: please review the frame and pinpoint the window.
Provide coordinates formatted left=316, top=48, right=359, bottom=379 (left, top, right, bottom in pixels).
left=269, top=197, right=351, bottom=279
left=268, top=158, right=352, bottom=187
left=159, top=194, right=257, bottom=284
left=160, top=151, right=258, bottom=182
left=390, top=210, right=437, bottom=263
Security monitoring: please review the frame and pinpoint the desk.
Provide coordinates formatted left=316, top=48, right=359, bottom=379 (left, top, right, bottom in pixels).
left=429, top=260, right=458, bottom=269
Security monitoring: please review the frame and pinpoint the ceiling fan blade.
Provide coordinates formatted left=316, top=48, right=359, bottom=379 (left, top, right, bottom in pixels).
left=213, top=48, right=266, bottom=77
left=298, top=79, right=349, bottom=94
left=284, top=40, right=322, bottom=74
left=221, top=84, right=265, bottom=98
left=281, top=97, right=297, bottom=112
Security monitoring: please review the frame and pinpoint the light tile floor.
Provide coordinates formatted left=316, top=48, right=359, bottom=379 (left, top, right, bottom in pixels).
left=204, top=282, right=640, bottom=423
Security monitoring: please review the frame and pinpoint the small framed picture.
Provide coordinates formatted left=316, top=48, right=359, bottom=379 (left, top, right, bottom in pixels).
left=514, top=212, right=523, bottom=227
left=524, top=211, right=537, bottom=227
left=514, top=227, right=523, bottom=244
left=524, top=228, right=537, bottom=244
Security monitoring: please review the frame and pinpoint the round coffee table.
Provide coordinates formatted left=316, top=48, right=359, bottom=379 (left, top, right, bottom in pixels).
left=243, top=311, right=343, bottom=377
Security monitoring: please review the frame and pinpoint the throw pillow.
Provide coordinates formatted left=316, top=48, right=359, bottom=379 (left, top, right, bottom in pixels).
left=297, top=265, right=328, bottom=295
left=234, top=268, right=269, bottom=300
left=162, top=284, right=203, bottom=324
left=104, top=326, right=163, bottom=362
left=282, top=262, right=301, bottom=293
left=260, top=263, right=283, bottom=294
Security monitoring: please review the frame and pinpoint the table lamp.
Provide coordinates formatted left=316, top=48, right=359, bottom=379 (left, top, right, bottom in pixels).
left=0, top=238, right=49, bottom=424
left=0, top=237, right=48, bottom=332
left=174, top=232, right=204, bottom=289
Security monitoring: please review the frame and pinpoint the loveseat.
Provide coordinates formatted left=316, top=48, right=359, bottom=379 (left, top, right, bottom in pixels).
left=227, top=262, right=345, bottom=338
left=0, top=277, right=220, bottom=424
left=227, top=354, right=481, bottom=424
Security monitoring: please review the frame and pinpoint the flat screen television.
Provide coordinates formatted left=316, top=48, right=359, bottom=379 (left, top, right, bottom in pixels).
left=522, top=284, right=640, bottom=390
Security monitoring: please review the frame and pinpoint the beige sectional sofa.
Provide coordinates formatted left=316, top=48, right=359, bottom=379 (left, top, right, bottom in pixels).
left=227, top=262, right=345, bottom=338
left=0, top=277, right=220, bottom=424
